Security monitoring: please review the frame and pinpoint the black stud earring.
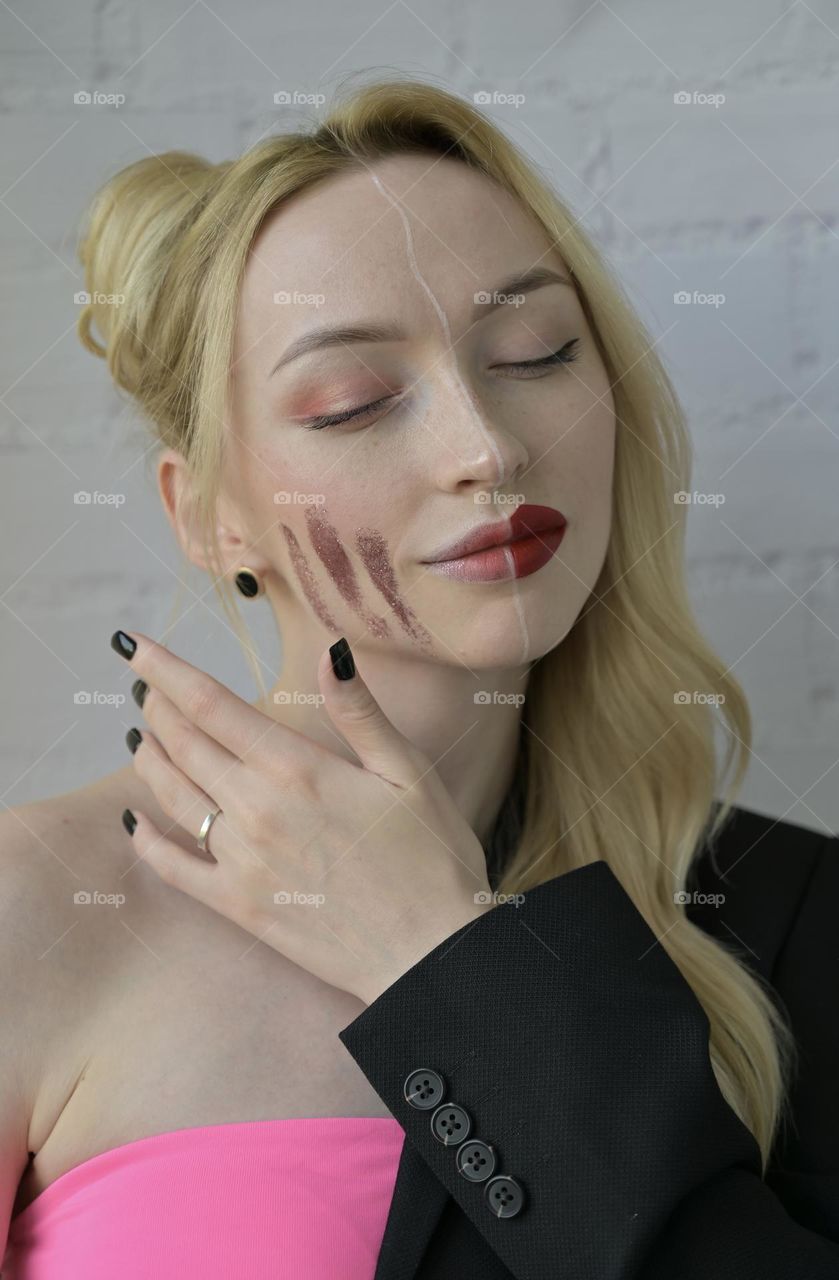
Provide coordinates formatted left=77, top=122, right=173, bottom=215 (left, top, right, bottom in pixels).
left=234, top=568, right=264, bottom=599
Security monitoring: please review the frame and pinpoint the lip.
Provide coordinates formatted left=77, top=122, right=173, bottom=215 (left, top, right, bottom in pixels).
left=420, top=503, right=568, bottom=583
left=422, top=503, right=567, bottom=563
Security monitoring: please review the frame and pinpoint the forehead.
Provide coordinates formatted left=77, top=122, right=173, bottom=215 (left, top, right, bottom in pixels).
left=235, top=154, right=563, bottom=348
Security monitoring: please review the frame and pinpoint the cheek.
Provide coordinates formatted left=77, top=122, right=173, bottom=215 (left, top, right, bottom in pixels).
left=301, top=504, right=390, bottom=640
left=249, top=441, right=330, bottom=511
left=279, top=521, right=341, bottom=632
left=557, top=401, right=616, bottom=579
left=538, top=376, right=615, bottom=483
left=277, top=501, right=433, bottom=652
left=529, top=382, right=616, bottom=575
left=354, top=526, right=433, bottom=652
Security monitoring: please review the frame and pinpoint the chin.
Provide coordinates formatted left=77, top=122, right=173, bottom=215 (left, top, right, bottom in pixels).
left=432, top=605, right=578, bottom=671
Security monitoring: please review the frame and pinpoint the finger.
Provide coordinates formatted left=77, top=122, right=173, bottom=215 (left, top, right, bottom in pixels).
left=112, top=630, right=304, bottom=766
left=129, top=726, right=227, bottom=856
left=317, top=638, right=424, bottom=787
left=122, top=807, right=219, bottom=908
left=139, top=682, right=240, bottom=810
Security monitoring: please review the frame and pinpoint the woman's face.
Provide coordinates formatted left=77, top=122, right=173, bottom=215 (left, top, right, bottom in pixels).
left=225, top=153, right=616, bottom=670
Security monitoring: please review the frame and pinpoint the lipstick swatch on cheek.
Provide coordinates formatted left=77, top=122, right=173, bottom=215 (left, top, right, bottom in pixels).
left=280, top=524, right=340, bottom=632
left=355, top=528, right=433, bottom=654
left=303, top=506, right=390, bottom=641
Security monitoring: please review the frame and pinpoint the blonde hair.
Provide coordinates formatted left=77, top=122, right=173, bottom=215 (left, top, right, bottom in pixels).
left=75, top=74, right=794, bottom=1168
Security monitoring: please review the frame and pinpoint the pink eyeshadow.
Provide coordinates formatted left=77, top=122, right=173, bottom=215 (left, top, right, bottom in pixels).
left=285, top=376, right=396, bottom=421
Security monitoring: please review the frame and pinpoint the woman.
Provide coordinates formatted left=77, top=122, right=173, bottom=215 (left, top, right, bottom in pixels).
left=1, top=79, right=836, bottom=1278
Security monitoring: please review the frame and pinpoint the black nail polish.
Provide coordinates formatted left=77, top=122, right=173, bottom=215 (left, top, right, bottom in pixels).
left=131, top=679, right=148, bottom=709
left=122, top=808, right=136, bottom=836
left=111, top=630, right=136, bottom=660
left=126, top=727, right=142, bottom=755
left=329, top=636, right=355, bottom=681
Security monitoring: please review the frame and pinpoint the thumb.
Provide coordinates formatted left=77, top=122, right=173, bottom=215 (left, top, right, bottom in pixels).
left=318, top=637, right=423, bottom=785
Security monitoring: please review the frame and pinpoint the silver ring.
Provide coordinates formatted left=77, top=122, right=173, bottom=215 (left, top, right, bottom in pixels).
left=197, top=806, right=221, bottom=853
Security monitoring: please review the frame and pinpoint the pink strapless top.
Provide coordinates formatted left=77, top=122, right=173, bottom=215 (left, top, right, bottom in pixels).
left=2, top=1117, right=406, bottom=1279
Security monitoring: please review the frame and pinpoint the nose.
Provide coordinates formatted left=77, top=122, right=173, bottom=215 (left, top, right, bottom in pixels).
left=426, top=375, right=530, bottom=497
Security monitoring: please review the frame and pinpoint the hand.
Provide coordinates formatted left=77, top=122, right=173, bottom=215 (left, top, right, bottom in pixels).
left=113, top=630, right=494, bottom=1005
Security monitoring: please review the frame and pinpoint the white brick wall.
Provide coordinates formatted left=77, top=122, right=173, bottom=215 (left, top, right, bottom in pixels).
left=1, top=1, right=837, bottom=832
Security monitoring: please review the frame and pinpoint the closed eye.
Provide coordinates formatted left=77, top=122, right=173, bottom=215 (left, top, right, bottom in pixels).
left=499, top=337, right=581, bottom=377
left=301, top=337, right=582, bottom=431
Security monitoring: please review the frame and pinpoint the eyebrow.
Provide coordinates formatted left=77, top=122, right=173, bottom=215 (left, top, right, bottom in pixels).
left=267, top=266, right=575, bottom=378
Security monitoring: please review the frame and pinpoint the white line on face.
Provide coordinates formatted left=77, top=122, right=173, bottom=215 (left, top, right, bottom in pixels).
left=368, top=171, right=530, bottom=665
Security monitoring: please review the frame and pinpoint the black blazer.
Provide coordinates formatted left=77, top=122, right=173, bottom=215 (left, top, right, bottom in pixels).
left=337, top=804, right=839, bottom=1279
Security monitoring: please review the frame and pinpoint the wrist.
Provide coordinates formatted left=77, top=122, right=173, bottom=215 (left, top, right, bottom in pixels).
left=359, top=894, right=494, bottom=1006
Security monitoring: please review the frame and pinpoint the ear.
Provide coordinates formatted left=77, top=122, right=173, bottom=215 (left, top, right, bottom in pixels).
left=156, top=448, right=272, bottom=580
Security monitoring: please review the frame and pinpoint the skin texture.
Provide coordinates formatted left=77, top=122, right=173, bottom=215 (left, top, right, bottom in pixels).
left=158, top=152, right=617, bottom=849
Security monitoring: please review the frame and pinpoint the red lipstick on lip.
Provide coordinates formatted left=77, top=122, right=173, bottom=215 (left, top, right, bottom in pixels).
left=421, top=503, right=567, bottom=583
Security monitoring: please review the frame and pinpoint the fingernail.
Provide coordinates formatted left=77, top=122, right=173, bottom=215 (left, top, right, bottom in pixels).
left=122, top=808, right=136, bottom=836
left=126, top=727, right=142, bottom=755
left=131, top=679, right=148, bottom=709
left=111, top=630, right=136, bottom=660
left=329, top=636, right=355, bottom=681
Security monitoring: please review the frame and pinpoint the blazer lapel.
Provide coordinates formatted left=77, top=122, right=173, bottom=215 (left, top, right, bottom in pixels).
left=373, top=1135, right=450, bottom=1280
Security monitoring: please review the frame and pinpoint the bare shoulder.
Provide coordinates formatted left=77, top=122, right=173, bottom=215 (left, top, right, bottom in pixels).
left=1, top=771, right=134, bottom=958
left=0, top=779, right=119, bottom=1237
left=0, top=776, right=137, bottom=1146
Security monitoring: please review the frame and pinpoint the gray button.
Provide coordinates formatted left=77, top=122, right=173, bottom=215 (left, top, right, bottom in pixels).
left=485, top=1174, right=526, bottom=1218
left=430, top=1102, right=472, bottom=1146
left=456, top=1139, right=497, bottom=1183
left=403, top=1068, right=445, bottom=1110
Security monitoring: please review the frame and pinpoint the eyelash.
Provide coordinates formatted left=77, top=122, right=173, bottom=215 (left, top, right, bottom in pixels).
left=302, top=337, right=582, bottom=431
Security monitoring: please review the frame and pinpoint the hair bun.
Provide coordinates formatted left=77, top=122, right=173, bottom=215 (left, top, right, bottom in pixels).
left=75, top=151, right=218, bottom=397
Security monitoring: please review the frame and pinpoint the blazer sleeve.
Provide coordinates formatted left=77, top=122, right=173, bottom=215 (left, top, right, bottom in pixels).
left=337, top=855, right=839, bottom=1280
